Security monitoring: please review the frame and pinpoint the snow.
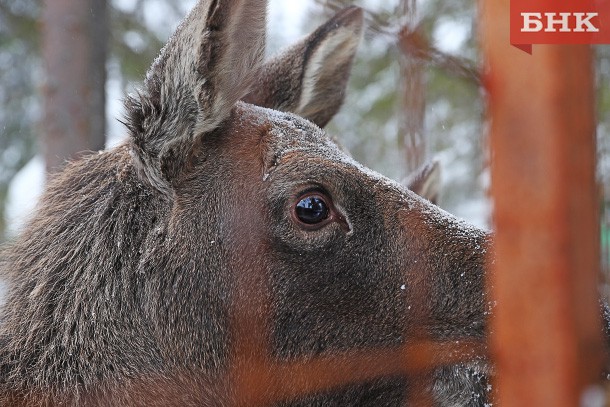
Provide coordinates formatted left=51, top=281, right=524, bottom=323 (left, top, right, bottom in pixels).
left=581, top=385, right=606, bottom=407
left=112, top=0, right=138, bottom=13
left=5, top=155, right=44, bottom=238
left=452, top=197, right=491, bottom=231
left=267, top=1, right=309, bottom=52
left=106, top=61, right=129, bottom=149
left=433, top=18, right=470, bottom=54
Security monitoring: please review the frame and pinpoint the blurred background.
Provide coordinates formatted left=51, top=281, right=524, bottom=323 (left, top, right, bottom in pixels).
left=1, top=0, right=609, bottom=279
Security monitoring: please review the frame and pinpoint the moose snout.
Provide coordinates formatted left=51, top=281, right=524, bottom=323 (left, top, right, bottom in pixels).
left=395, top=197, right=491, bottom=343
left=380, top=196, right=493, bottom=403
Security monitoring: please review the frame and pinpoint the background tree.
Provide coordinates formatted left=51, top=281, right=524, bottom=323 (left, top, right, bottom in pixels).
left=0, top=0, right=40, bottom=237
left=41, top=0, right=107, bottom=174
left=0, top=0, right=186, bottom=240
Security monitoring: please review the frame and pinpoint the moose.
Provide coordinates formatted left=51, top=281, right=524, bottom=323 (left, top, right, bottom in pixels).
left=0, top=1, right=493, bottom=405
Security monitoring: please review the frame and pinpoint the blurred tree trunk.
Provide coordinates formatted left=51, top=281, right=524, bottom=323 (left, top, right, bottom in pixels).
left=41, top=0, right=107, bottom=174
left=398, top=0, right=426, bottom=175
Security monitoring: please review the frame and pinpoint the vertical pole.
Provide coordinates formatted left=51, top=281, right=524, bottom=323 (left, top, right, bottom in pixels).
left=481, top=1, right=605, bottom=406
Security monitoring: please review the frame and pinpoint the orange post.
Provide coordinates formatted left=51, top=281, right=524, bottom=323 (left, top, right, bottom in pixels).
left=480, top=1, right=605, bottom=406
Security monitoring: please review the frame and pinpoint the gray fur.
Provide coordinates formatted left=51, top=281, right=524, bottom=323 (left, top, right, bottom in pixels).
left=0, top=2, right=491, bottom=406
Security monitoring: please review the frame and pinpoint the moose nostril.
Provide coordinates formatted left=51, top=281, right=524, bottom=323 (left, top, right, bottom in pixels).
left=295, top=196, right=329, bottom=225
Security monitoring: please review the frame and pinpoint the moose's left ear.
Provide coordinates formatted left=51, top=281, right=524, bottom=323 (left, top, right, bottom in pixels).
left=404, top=160, right=441, bottom=204
left=242, top=6, right=364, bottom=128
left=124, top=0, right=267, bottom=185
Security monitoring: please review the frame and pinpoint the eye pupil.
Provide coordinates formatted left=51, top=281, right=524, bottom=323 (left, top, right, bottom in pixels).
left=295, top=196, right=329, bottom=224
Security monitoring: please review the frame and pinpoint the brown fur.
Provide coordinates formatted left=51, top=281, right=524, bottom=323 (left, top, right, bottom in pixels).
left=0, top=2, right=491, bottom=406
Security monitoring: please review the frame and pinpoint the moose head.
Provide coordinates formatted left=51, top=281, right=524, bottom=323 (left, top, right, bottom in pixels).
left=0, top=1, right=490, bottom=405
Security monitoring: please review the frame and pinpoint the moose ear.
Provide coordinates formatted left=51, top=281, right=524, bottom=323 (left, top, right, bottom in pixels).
left=124, top=0, right=266, bottom=182
left=242, top=6, right=363, bottom=128
left=404, top=160, right=441, bottom=205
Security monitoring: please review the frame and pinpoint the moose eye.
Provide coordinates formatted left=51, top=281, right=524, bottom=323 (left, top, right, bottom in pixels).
left=294, top=195, right=330, bottom=225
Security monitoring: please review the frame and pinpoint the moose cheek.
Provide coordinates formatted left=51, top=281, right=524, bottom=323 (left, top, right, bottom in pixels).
left=270, top=200, right=405, bottom=359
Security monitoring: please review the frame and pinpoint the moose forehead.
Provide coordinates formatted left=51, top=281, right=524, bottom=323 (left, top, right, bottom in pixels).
left=233, top=102, right=343, bottom=162
left=218, top=103, right=416, bottom=358
left=227, top=102, right=412, bottom=203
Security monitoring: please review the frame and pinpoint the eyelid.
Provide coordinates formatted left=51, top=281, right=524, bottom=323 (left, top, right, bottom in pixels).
left=294, top=184, right=330, bottom=199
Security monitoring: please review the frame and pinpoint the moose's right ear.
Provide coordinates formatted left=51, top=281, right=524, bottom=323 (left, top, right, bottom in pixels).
left=242, top=6, right=363, bottom=128
left=124, top=0, right=266, bottom=185
left=404, top=160, right=441, bottom=205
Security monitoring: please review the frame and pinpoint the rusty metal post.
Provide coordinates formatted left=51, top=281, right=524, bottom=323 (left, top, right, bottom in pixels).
left=480, top=1, right=605, bottom=406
